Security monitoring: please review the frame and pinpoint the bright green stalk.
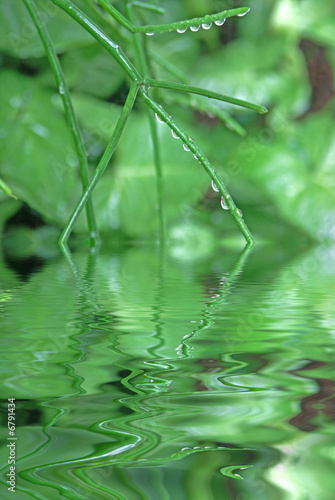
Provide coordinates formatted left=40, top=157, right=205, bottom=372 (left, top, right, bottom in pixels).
left=149, top=51, right=246, bottom=136
left=49, top=0, right=259, bottom=245
left=51, top=0, right=141, bottom=81
left=23, top=0, right=99, bottom=247
left=59, top=82, right=139, bottom=249
left=134, top=7, right=250, bottom=34
left=140, top=89, right=255, bottom=245
left=125, top=2, right=166, bottom=244
left=97, top=2, right=249, bottom=35
left=97, top=0, right=135, bottom=32
left=145, top=79, right=268, bottom=114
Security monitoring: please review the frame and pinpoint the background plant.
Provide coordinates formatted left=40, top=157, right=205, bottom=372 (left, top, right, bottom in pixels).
left=0, top=0, right=334, bottom=253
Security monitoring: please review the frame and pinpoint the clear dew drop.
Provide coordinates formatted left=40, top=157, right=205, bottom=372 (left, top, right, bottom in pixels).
left=193, top=153, right=198, bottom=160
left=221, top=197, right=229, bottom=210
left=146, top=32, right=154, bottom=36
left=237, top=11, right=248, bottom=17
left=202, top=22, right=212, bottom=30
left=183, top=143, right=191, bottom=152
left=237, top=208, right=243, bottom=217
left=171, top=129, right=179, bottom=139
left=155, top=112, right=164, bottom=124
left=215, top=18, right=226, bottom=26
left=211, top=180, right=219, bottom=193
left=177, top=27, right=187, bottom=33
left=190, top=25, right=200, bottom=32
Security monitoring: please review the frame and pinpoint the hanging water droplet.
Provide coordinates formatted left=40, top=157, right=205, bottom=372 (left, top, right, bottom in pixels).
left=183, top=143, right=190, bottom=151
left=190, top=25, right=200, bottom=32
left=146, top=32, right=154, bottom=36
left=221, top=197, right=229, bottom=210
left=237, top=208, right=243, bottom=217
left=171, top=129, right=179, bottom=139
left=237, top=11, right=248, bottom=17
left=177, top=27, right=187, bottom=33
left=215, top=18, right=226, bottom=26
left=193, top=153, right=198, bottom=160
left=202, top=22, right=212, bottom=30
left=155, top=112, right=164, bottom=124
left=211, top=180, right=219, bottom=192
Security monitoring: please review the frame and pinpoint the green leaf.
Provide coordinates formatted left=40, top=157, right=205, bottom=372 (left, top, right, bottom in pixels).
left=0, top=70, right=86, bottom=227
left=0, top=0, right=92, bottom=58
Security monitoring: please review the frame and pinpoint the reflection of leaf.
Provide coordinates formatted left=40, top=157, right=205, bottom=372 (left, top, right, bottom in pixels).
left=220, top=464, right=253, bottom=479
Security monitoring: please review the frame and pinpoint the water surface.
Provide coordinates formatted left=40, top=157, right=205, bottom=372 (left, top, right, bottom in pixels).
left=0, top=243, right=334, bottom=499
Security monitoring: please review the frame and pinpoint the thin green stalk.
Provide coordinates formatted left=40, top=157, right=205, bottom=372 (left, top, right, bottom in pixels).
left=50, top=0, right=257, bottom=245
left=51, top=0, right=141, bottom=81
left=140, top=89, right=255, bottom=245
left=97, top=0, right=135, bottom=32
left=134, top=7, right=250, bottom=34
left=126, top=2, right=166, bottom=244
left=23, top=0, right=99, bottom=247
left=59, top=82, right=139, bottom=249
left=145, top=79, right=268, bottom=114
left=149, top=50, right=246, bottom=136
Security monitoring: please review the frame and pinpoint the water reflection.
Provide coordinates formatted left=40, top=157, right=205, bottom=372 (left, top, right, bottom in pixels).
left=0, top=244, right=334, bottom=499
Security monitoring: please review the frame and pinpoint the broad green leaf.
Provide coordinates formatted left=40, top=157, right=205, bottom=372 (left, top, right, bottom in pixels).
left=0, top=70, right=87, bottom=228
left=0, top=0, right=92, bottom=58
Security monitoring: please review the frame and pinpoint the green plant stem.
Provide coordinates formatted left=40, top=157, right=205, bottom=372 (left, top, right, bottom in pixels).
left=134, top=7, right=250, bottom=33
left=51, top=0, right=141, bottom=81
left=149, top=51, right=246, bottom=136
left=51, top=0, right=255, bottom=245
left=23, top=0, right=99, bottom=247
left=145, top=79, right=268, bottom=114
left=126, top=2, right=166, bottom=244
left=140, top=90, right=255, bottom=245
left=59, top=82, right=139, bottom=249
left=97, top=0, right=135, bottom=32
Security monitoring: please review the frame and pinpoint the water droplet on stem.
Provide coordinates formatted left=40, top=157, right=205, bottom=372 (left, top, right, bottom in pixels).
left=190, top=25, right=200, bottom=32
left=171, top=129, right=179, bottom=139
left=146, top=32, right=154, bottom=36
left=202, top=22, right=212, bottom=30
left=183, top=143, right=190, bottom=152
left=215, top=19, right=226, bottom=26
left=221, top=197, right=229, bottom=210
left=211, top=180, right=219, bottom=192
left=155, top=113, right=164, bottom=123
left=177, top=27, right=187, bottom=33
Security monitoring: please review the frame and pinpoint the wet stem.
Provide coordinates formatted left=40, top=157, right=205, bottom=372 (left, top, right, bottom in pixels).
left=24, top=0, right=267, bottom=249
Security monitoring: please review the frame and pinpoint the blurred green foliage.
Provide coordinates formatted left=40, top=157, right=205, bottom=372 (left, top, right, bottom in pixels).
left=0, top=0, right=334, bottom=246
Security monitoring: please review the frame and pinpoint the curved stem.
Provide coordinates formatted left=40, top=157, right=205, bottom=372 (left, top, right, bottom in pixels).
left=139, top=89, right=255, bottom=245
left=134, top=7, right=250, bottom=33
left=23, top=0, right=99, bottom=247
left=59, top=82, right=139, bottom=249
left=51, top=0, right=141, bottom=81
